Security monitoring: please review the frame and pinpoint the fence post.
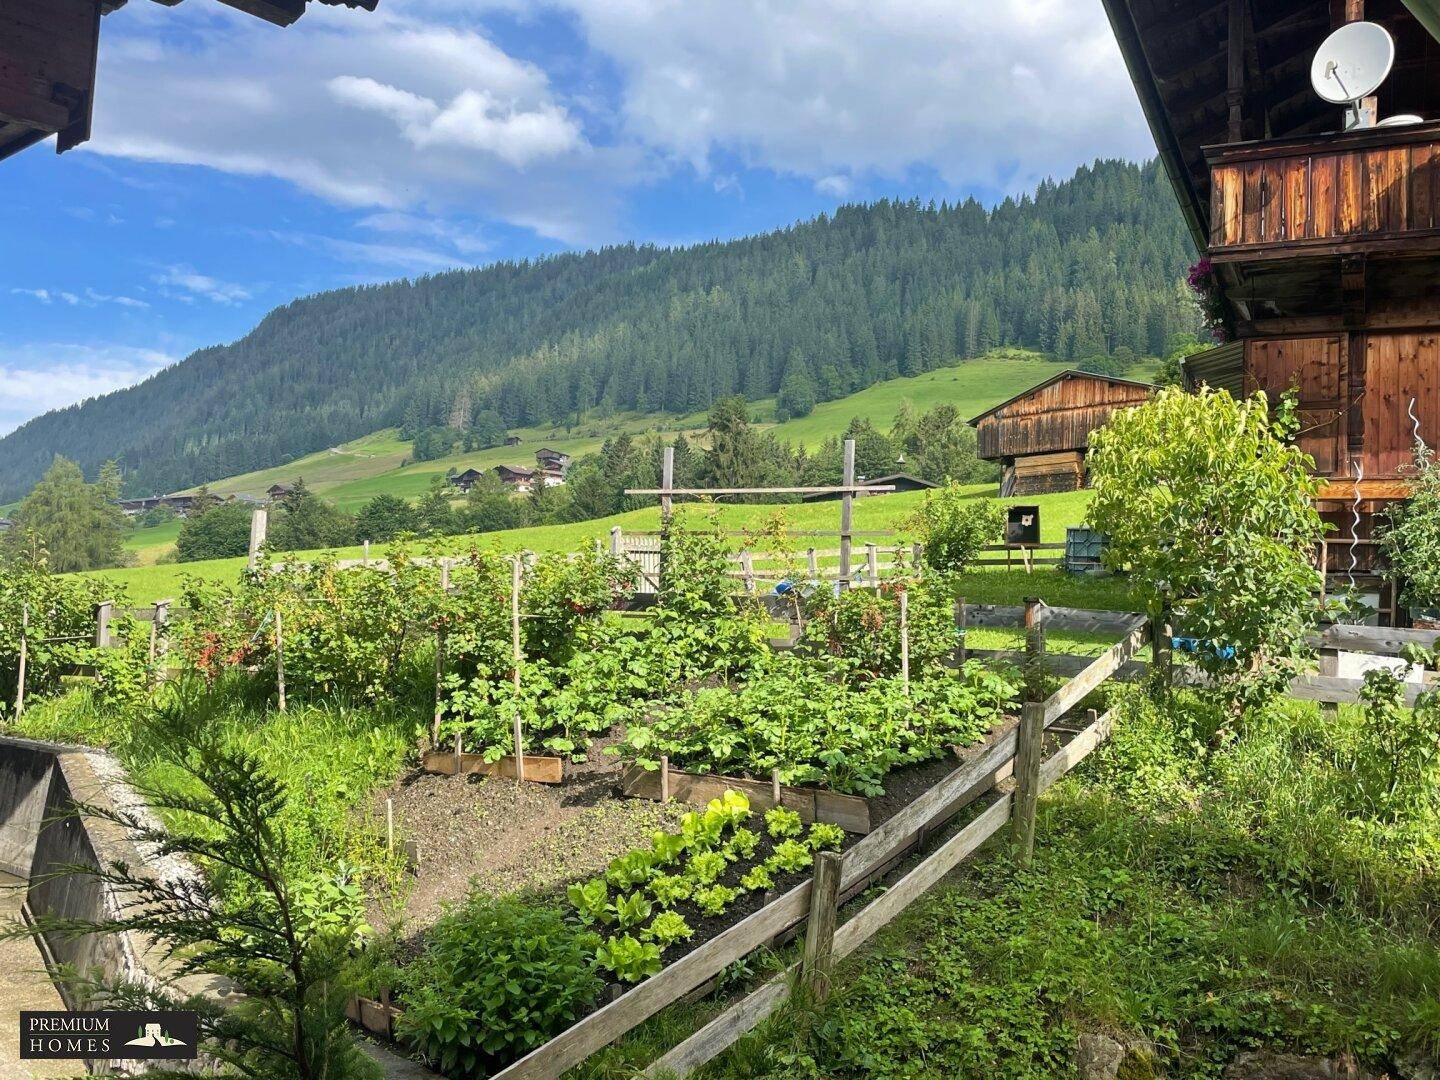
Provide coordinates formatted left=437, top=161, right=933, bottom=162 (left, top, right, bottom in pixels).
left=95, top=601, right=113, bottom=649
left=274, top=608, right=287, bottom=712
left=899, top=588, right=910, bottom=692
left=740, top=550, right=756, bottom=594
left=149, top=599, right=170, bottom=668
left=511, top=555, right=525, bottom=785
left=801, top=850, right=842, bottom=1002
left=807, top=547, right=819, bottom=578
left=659, top=446, right=675, bottom=582
left=248, top=507, right=268, bottom=569
left=1151, top=603, right=1173, bottom=692
left=838, top=439, right=855, bottom=590
left=362, top=540, right=371, bottom=567
left=14, top=603, right=28, bottom=717
left=911, top=541, right=924, bottom=579
left=1319, top=648, right=1340, bottom=717
left=1023, top=597, right=1045, bottom=697
left=865, top=543, right=879, bottom=587
left=1012, top=700, right=1045, bottom=865
left=955, top=596, right=968, bottom=664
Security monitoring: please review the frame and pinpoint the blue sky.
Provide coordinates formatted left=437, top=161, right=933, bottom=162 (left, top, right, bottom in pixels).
left=0, top=0, right=1155, bottom=436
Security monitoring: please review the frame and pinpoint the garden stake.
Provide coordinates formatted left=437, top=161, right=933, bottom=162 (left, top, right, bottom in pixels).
left=274, top=608, right=286, bottom=712
left=386, top=798, right=394, bottom=854
left=770, top=768, right=781, bottom=807
left=660, top=756, right=670, bottom=803
left=512, top=555, right=525, bottom=788
left=899, top=588, right=910, bottom=692
left=802, top=851, right=842, bottom=1001
left=955, top=596, right=968, bottom=663
left=14, top=603, right=27, bottom=717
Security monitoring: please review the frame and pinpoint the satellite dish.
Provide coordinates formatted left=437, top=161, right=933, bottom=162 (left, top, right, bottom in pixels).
left=1378, top=113, right=1425, bottom=126
left=1311, top=21, right=1394, bottom=116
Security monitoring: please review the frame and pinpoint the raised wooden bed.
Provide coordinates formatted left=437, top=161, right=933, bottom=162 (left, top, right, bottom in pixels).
left=419, top=750, right=564, bottom=784
left=619, top=761, right=871, bottom=833
left=345, top=992, right=404, bottom=1039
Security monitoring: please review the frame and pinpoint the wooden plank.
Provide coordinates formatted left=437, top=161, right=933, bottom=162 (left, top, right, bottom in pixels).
left=1312, top=623, right=1440, bottom=656
left=1242, top=163, right=1263, bottom=243
left=1010, top=701, right=1044, bottom=864
left=1289, top=673, right=1426, bottom=706
left=1338, top=150, right=1362, bottom=233
left=1283, top=156, right=1307, bottom=241
left=491, top=878, right=813, bottom=1080
left=1040, top=606, right=1146, bottom=634
left=1041, top=620, right=1148, bottom=724
left=419, top=751, right=564, bottom=784
left=1311, top=154, right=1338, bottom=238
left=838, top=726, right=1019, bottom=892
left=801, top=852, right=841, bottom=999
left=621, top=763, right=871, bottom=833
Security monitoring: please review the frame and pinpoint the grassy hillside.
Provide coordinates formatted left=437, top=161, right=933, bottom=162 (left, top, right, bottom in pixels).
left=88, top=486, right=1101, bottom=604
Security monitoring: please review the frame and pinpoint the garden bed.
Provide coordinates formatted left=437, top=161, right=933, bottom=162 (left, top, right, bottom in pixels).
left=417, top=750, right=565, bottom=784
left=618, top=760, right=873, bottom=832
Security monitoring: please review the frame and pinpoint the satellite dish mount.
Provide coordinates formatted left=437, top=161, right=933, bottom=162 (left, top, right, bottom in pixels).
left=1310, top=21, right=1395, bottom=131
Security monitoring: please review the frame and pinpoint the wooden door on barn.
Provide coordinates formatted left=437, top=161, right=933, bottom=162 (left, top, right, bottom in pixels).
left=1245, top=336, right=1346, bottom=477
left=1361, top=332, right=1440, bottom=479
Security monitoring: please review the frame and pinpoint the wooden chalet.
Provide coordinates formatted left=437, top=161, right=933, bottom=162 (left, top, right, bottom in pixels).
left=493, top=464, right=537, bottom=491
left=449, top=467, right=485, bottom=493
left=969, top=371, right=1156, bottom=495
left=266, top=482, right=298, bottom=502
left=1103, top=0, right=1440, bottom=590
left=1, top=0, right=377, bottom=165
left=535, top=448, right=571, bottom=474
left=504, top=435, right=522, bottom=446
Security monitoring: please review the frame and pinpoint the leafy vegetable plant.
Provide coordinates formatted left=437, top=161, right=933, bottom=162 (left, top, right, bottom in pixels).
left=597, top=935, right=663, bottom=984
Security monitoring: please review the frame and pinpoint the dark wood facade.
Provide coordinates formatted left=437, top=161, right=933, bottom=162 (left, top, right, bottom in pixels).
left=970, top=371, right=1155, bottom=495
left=1106, top=0, right=1440, bottom=608
left=0, top=0, right=377, bottom=164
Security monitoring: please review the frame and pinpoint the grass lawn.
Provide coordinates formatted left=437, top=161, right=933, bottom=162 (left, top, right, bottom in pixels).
left=122, top=518, right=182, bottom=565
left=170, top=349, right=1160, bottom=516
left=86, top=486, right=1105, bottom=604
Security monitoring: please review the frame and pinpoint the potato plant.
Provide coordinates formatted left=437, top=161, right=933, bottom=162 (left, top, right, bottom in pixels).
left=618, top=653, right=1017, bottom=796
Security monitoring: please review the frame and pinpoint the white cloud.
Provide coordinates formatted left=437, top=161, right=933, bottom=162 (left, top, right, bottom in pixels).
left=815, top=174, right=852, bottom=198
left=0, top=343, right=176, bottom=435
left=89, top=5, right=630, bottom=242
left=555, top=0, right=1152, bottom=195
left=11, top=289, right=53, bottom=304
left=154, top=265, right=253, bottom=304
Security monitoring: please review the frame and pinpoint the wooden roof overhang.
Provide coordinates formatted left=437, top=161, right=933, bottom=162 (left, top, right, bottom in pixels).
left=1, top=0, right=378, bottom=164
left=1099, top=0, right=1440, bottom=255
left=966, top=370, right=1157, bottom=427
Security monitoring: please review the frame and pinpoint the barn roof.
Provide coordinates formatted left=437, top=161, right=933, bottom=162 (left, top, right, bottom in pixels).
left=967, top=370, right=1157, bottom=426
left=1099, top=0, right=1440, bottom=252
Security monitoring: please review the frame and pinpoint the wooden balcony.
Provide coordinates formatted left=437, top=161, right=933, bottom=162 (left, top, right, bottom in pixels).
left=1206, top=122, right=1440, bottom=261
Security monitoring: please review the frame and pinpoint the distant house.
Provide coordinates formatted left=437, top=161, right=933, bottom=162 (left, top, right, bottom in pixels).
left=159, top=494, right=198, bottom=515
left=266, top=482, right=298, bottom=502
left=117, top=497, right=165, bottom=516
left=968, top=370, right=1155, bottom=496
left=493, top=464, right=537, bottom=492
left=450, top=467, right=485, bottom=493
left=535, top=448, right=571, bottom=475
left=0, top=518, right=12, bottom=533
left=504, top=435, right=522, bottom=446
left=801, top=473, right=937, bottom=502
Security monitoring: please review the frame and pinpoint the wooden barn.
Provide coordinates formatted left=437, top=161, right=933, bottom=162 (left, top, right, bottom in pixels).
left=1, top=0, right=377, bottom=164
left=1104, top=0, right=1440, bottom=607
left=969, top=371, right=1156, bottom=495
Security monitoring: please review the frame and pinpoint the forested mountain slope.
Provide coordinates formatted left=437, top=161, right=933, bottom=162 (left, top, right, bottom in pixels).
left=0, top=158, right=1196, bottom=501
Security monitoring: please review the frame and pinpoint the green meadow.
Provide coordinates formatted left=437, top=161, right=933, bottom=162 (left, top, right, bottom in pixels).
left=84, top=485, right=1105, bottom=605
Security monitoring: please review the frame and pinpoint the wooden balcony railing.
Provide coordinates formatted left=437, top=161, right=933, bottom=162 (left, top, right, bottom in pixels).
left=1206, top=122, right=1440, bottom=258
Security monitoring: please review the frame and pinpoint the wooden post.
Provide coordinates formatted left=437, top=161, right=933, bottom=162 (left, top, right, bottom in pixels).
left=432, top=629, right=446, bottom=748
left=1152, top=604, right=1174, bottom=692
left=13, top=604, right=28, bottom=717
left=911, top=541, right=924, bottom=579
left=95, top=601, right=113, bottom=649
left=839, top=439, right=855, bottom=590
left=248, top=507, right=268, bottom=569
left=1011, top=700, right=1046, bottom=866
left=770, top=768, right=781, bottom=807
left=1023, top=597, right=1045, bottom=697
left=1319, top=649, right=1340, bottom=717
left=274, top=608, right=286, bottom=712
left=801, top=851, right=842, bottom=1001
left=865, top=543, right=879, bottom=587
left=453, top=732, right=462, bottom=775
left=660, top=756, right=671, bottom=803
left=740, top=551, right=755, bottom=593
left=659, top=445, right=675, bottom=582
left=362, top=540, right=371, bottom=567
left=955, top=596, right=968, bottom=664
left=807, top=547, right=819, bottom=578
left=511, top=556, right=525, bottom=785
left=899, top=588, right=910, bottom=691
left=386, top=797, right=395, bottom=854
left=148, top=600, right=170, bottom=668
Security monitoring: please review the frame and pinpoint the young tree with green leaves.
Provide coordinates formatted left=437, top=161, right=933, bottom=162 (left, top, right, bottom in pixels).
left=177, top=501, right=254, bottom=562
left=1087, top=387, right=1325, bottom=711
